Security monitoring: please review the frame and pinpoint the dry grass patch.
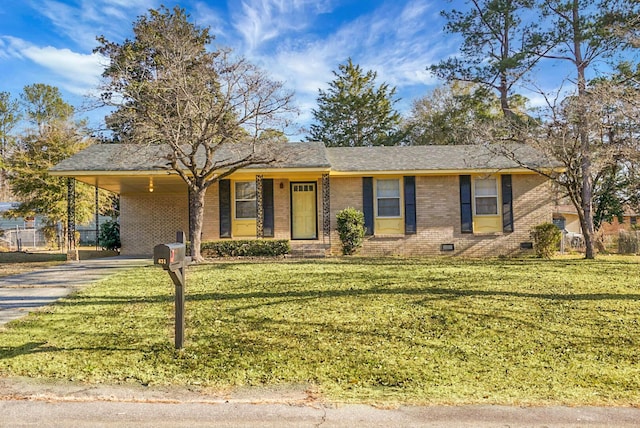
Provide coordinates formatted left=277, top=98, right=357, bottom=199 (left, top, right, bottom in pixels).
left=0, top=252, right=67, bottom=277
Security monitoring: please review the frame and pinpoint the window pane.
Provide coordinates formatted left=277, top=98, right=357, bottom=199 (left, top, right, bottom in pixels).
left=236, top=201, right=256, bottom=219
left=476, top=197, right=497, bottom=215
left=475, top=178, right=497, bottom=197
left=235, top=182, right=256, bottom=200
left=378, top=198, right=400, bottom=217
left=235, top=181, right=256, bottom=219
left=377, top=179, right=400, bottom=198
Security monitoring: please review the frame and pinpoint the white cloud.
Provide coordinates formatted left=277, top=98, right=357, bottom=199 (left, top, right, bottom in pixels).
left=5, top=0, right=455, bottom=136
left=232, top=0, right=334, bottom=51
left=255, top=0, right=443, bottom=96
left=229, top=0, right=451, bottom=137
left=1, top=37, right=106, bottom=96
left=35, top=0, right=156, bottom=51
left=192, top=2, right=228, bottom=38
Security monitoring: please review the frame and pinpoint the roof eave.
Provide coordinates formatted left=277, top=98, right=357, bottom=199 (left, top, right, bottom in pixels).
left=328, top=167, right=558, bottom=176
left=49, top=166, right=332, bottom=177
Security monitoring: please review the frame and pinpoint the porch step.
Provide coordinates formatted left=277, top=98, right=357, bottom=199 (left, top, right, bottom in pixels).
left=289, top=243, right=329, bottom=258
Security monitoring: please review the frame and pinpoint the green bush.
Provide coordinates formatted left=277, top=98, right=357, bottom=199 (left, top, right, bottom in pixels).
left=40, top=225, right=59, bottom=249
left=618, top=230, right=639, bottom=254
left=336, top=207, right=365, bottom=255
left=201, top=239, right=290, bottom=257
left=98, top=220, right=121, bottom=251
left=531, top=222, right=561, bottom=259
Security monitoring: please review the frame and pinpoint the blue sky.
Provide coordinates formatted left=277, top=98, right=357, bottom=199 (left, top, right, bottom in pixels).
left=0, top=0, right=462, bottom=137
left=0, top=0, right=627, bottom=138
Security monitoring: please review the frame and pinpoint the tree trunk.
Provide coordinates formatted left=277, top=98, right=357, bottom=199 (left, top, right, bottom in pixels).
left=572, top=0, right=596, bottom=259
left=580, top=146, right=596, bottom=259
left=188, top=186, right=207, bottom=263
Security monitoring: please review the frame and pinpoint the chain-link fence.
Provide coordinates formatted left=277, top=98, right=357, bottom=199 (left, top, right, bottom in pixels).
left=1, top=227, right=48, bottom=251
left=0, top=225, right=100, bottom=252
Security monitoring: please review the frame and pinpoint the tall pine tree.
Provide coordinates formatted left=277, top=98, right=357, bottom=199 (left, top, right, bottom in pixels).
left=309, top=59, right=402, bottom=147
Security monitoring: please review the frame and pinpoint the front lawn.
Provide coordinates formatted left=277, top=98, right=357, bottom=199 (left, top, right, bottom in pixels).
left=0, top=257, right=638, bottom=405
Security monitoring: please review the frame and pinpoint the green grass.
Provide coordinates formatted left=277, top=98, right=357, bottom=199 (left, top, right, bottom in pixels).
left=1, top=256, right=639, bottom=405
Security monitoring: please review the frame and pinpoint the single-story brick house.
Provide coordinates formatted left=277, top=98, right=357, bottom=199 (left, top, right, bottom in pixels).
left=50, top=142, right=555, bottom=257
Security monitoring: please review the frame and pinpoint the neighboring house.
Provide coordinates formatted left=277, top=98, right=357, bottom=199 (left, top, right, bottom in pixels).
left=554, top=204, right=638, bottom=236
left=50, top=142, right=555, bottom=257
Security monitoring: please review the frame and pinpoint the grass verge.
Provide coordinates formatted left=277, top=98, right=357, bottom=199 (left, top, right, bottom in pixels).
left=0, top=252, right=67, bottom=277
left=0, top=256, right=639, bottom=405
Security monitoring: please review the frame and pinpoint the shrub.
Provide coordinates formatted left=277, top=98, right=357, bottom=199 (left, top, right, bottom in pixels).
left=336, top=207, right=365, bottom=255
left=618, top=230, right=640, bottom=254
left=98, top=220, right=121, bottom=251
left=40, top=225, right=59, bottom=249
left=201, top=239, right=290, bottom=257
left=531, top=222, right=561, bottom=259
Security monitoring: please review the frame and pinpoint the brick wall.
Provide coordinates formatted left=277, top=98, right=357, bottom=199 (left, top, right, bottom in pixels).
left=122, top=178, right=300, bottom=255
left=274, top=179, right=292, bottom=239
left=329, top=174, right=553, bottom=257
left=202, top=185, right=218, bottom=241
left=120, top=192, right=189, bottom=256
left=121, top=174, right=552, bottom=257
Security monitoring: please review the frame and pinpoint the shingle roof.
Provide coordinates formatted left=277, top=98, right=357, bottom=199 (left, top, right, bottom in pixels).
left=325, top=144, right=553, bottom=172
left=50, top=141, right=331, bottom=172
left=51, top=141, right=554, bottom=174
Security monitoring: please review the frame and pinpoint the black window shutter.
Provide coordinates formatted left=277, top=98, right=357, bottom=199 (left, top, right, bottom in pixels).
left=404, top=176, right=417, bottom=234
left=219, top=179, right=231, bottom=238
left=263, top=179, right=274, bottom=237
left=363, top=177, right=374, bottom=236
left=502, top=174, right=514, bottom=233
left=460, top=175, right=473, bottom=234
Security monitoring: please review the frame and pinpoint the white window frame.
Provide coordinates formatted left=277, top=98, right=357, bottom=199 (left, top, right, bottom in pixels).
left=234, top=181, right=257, bottom=219
left=375, top=178, right=401, bottom=218
left=474, top=177, right=499, bottom=216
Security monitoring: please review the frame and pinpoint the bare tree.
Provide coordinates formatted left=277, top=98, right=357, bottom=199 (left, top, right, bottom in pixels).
left=496, top=78, right=640, bottom=249
left=535, top=0, right=638, bottom=258
left=96, top=6, right=295, bottom=261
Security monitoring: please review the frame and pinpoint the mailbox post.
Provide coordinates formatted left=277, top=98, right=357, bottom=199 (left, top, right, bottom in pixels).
left=153, top=232, right=188, bottom=349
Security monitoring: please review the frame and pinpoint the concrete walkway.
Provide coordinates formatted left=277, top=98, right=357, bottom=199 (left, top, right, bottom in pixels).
left=0, top=257, right=152, bottom=326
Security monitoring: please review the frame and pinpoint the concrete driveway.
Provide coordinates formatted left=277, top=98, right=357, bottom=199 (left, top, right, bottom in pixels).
left=0, top=257, right=152, bottom=326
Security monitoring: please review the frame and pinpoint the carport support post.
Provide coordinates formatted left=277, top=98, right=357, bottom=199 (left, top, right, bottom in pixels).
left=95, top=185, right=99, bottom=251
left=67, top=178, right=77, bottom=260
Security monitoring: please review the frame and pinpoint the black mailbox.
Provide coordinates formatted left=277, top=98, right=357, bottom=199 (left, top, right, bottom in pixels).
left=154, top=242, right=186, bottom=271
